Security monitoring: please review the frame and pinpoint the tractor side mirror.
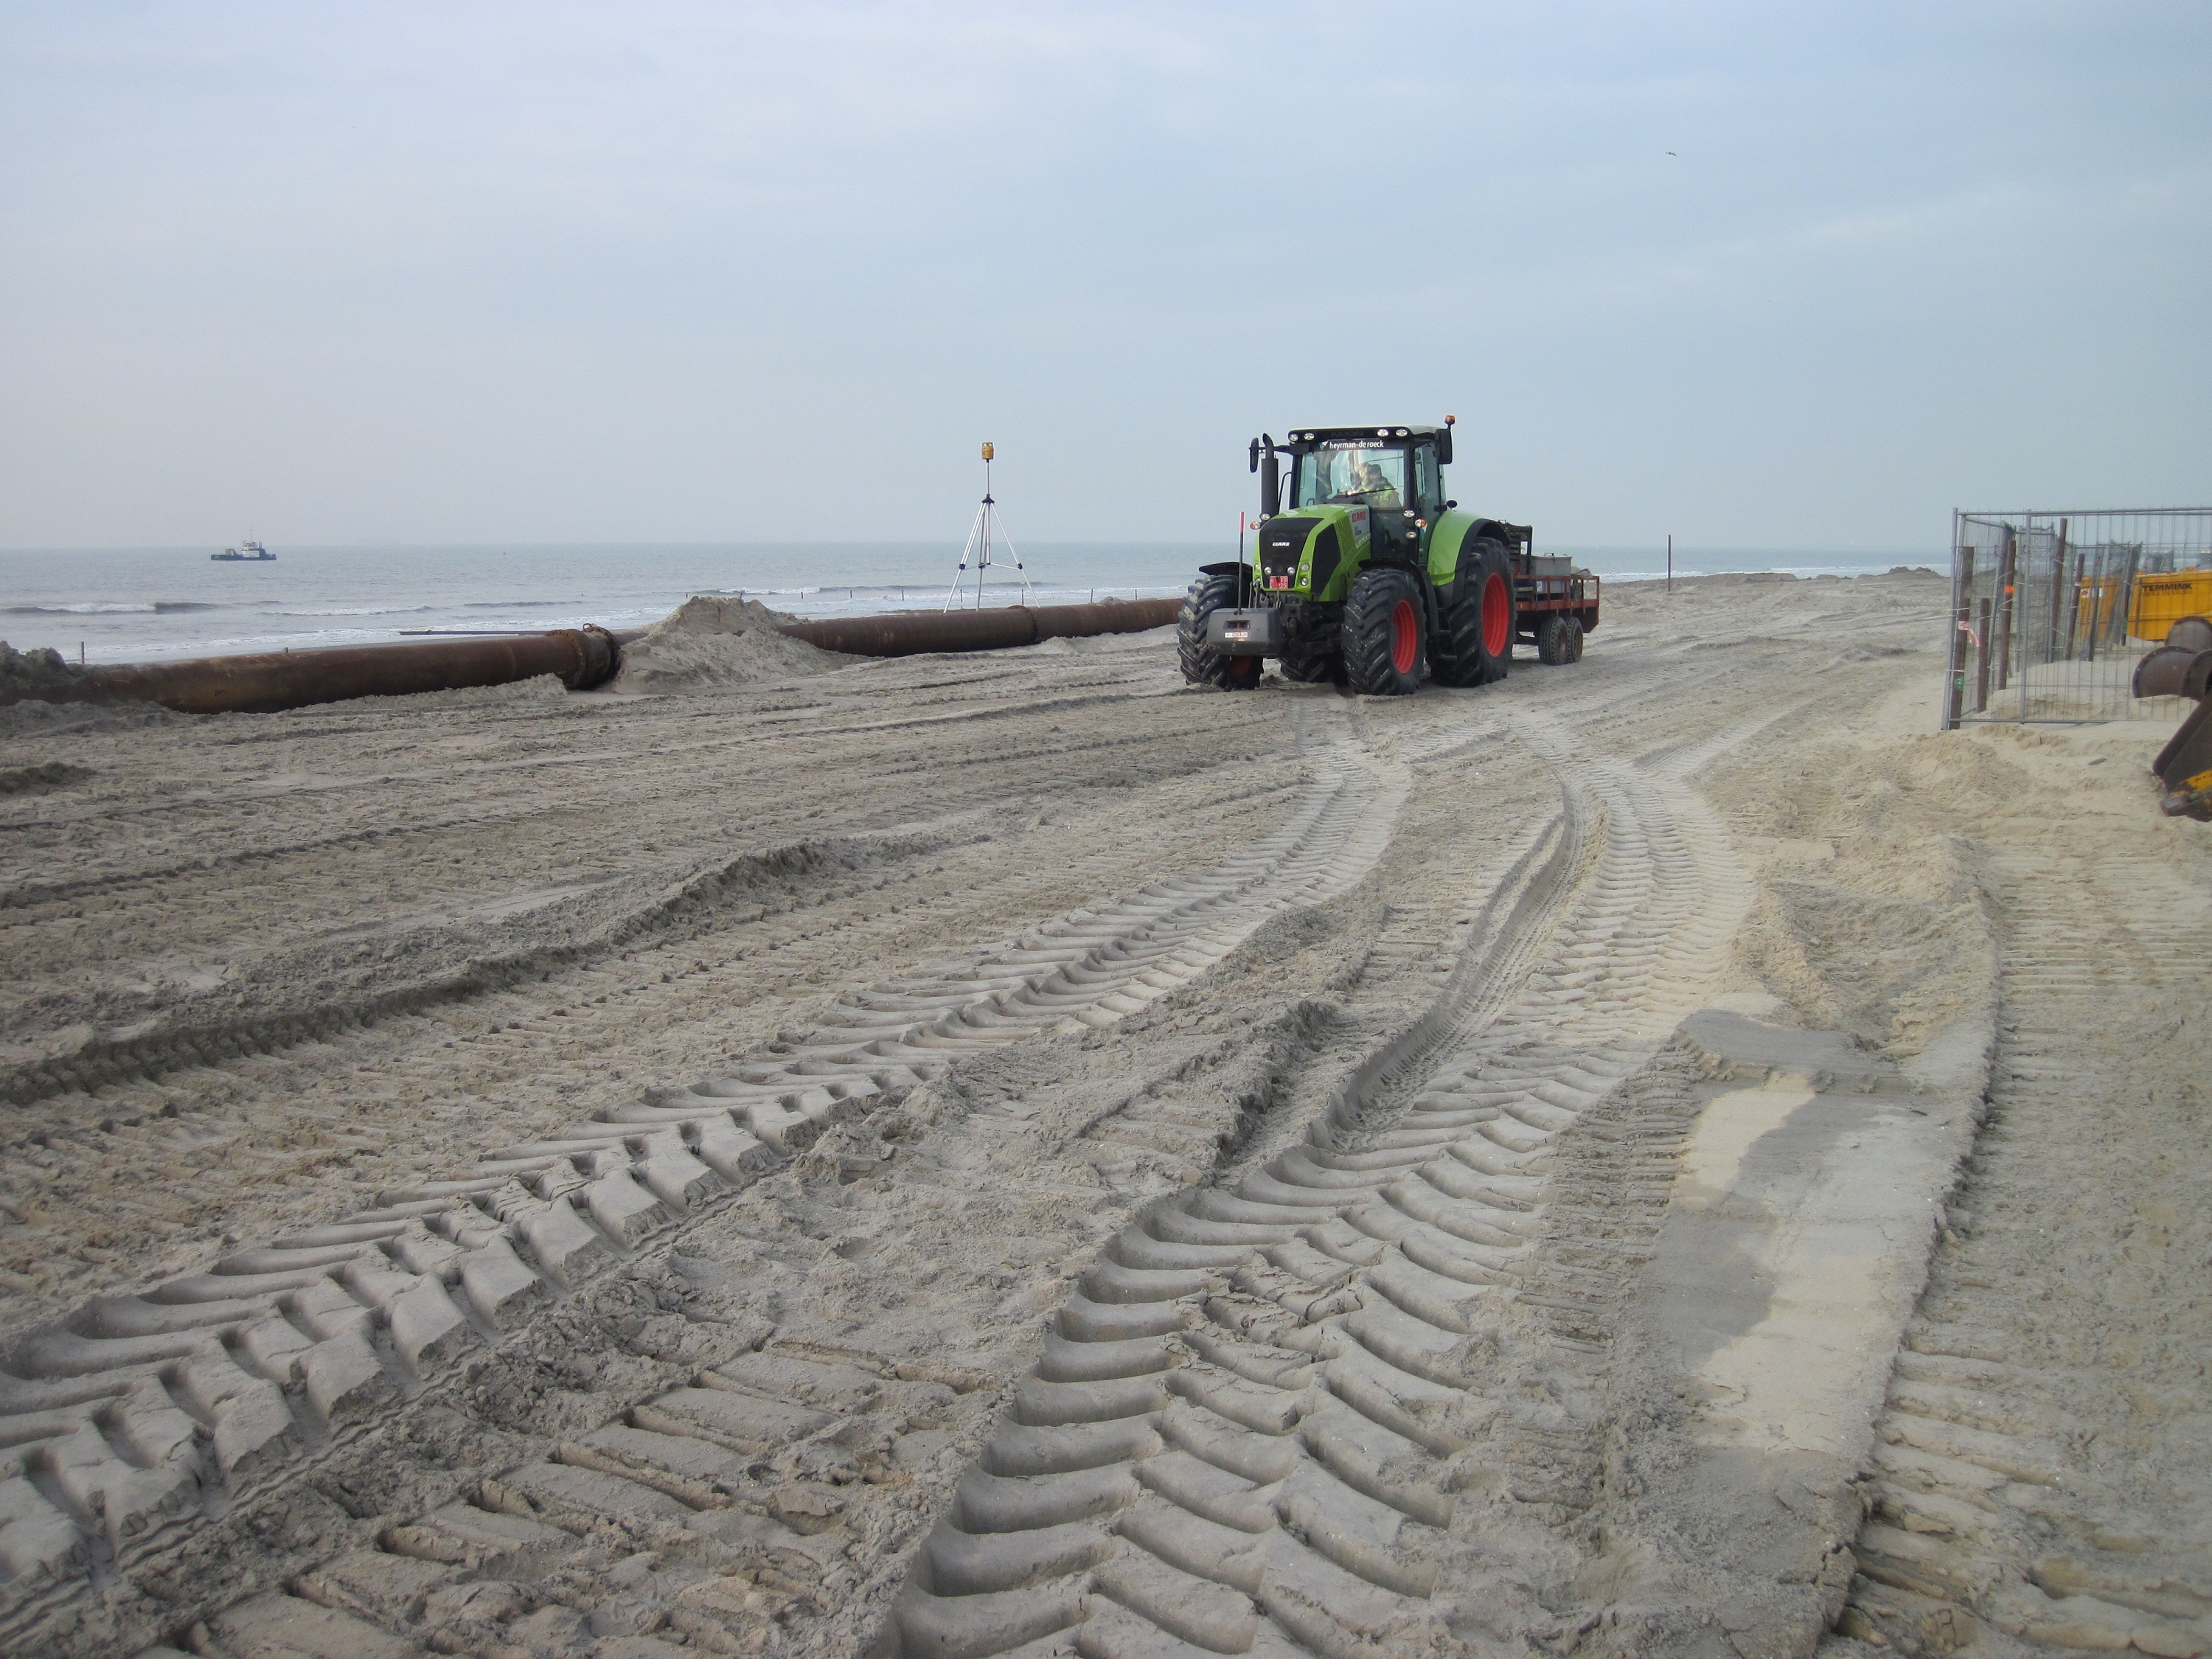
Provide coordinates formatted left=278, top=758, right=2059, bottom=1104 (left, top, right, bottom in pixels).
left=1248, top=438, right=1261, bottom=474
left=1260, top=445, right=1281, bottom=518
left=1438, top=429, right=1454, bottom=466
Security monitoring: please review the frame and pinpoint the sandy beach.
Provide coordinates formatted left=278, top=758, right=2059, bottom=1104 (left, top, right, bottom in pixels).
left=2, top=571, right=2207, bottom=1659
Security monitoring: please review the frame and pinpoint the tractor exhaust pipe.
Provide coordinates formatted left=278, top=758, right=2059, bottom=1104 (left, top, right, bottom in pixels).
left=1, top=625, right=631, bottom=716
left=1249, top=434, right=1281, bottom=519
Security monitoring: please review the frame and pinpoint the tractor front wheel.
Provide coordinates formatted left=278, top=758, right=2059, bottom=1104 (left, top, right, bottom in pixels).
left=1178, top=571, right=1263, bottom=690
left=1278, top=648, right=1340, bottom=684
left=1342, top=567, right=1428, bottom=695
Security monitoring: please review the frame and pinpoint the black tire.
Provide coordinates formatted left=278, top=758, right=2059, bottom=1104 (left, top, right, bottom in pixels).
left=1432, top=538, right=1516, bottom=686
left=1536, top=613, right=1570, bottom=664
left=1278, top=648, right=1339, bottom=684
left=1341, top=566, right=1427, bottom=695
left=1562, top=615, right=1585, bottom=662
left=1178, top=572, right=1262, bottom=690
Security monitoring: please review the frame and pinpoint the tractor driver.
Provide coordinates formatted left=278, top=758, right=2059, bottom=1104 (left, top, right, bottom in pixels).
left=1349, top=459, right=1402, bottom=511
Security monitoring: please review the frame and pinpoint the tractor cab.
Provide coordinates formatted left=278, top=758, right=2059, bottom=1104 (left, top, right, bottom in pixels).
left=1274, top=425, right=1453, bottom=564
left=1293, top=444, right=1407, bottom=512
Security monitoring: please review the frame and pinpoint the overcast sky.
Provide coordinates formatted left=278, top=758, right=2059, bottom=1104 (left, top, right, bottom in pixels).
left=2, top=1, right=2205, bottom=551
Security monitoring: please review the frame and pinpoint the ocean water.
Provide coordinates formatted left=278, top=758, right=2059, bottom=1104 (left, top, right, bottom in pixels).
left=0, top=542, right=1933, bottom=664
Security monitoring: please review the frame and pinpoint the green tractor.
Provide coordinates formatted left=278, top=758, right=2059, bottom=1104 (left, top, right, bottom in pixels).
left=1178, top=420, right=1599, bottom=695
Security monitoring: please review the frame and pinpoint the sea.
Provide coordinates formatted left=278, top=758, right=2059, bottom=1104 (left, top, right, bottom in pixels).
left=0, top=543, right=1935, bottom=665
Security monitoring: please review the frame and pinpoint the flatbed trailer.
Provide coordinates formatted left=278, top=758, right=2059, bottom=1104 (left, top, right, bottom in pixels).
left=1488, top=522, right=1601, bottom=646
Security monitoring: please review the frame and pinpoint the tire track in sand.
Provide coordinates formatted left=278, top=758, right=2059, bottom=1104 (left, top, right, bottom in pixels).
left=1832, top=837, right=2212, bottom=1659
left=0, top=714, right=1405, bottom=1653
left=883, top=716, right=1751, bottom=1659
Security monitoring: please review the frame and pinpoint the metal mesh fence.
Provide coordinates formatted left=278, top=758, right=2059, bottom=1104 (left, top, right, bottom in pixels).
left=1942, top=507, right=2212, bottom=727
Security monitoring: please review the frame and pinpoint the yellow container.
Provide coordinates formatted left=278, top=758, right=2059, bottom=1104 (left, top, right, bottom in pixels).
left=2131, top=570, right=2212, bottom=641
left=2073, top=576, right=2124, bottom=641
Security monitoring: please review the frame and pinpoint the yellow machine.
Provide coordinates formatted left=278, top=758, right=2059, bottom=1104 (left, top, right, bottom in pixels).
left=2129, top=570, right=2212, bottom=641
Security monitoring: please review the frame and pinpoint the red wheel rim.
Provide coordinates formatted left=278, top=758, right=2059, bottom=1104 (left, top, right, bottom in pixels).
left=1390, top=599, right=1419, bottom=674
left=1480, top=571, right=1510, bottom=657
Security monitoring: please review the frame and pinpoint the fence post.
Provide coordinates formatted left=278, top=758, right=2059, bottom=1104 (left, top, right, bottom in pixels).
left=1944, top=539, right=1975, bottom=729
left=1974, top=597, right=1994, bottom=712
left=2048, top=517, right=2070, bottom=663
left=2084, top=544, right=2108, bottom=664
left=2118, top=542, right=2143, bottom=651
left=1994, top=524, right=2016, bottom=690
left=2063, top=524, right=2087, bottom=661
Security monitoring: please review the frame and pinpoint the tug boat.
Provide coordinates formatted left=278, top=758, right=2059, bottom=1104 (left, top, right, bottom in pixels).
left=211, top=538, right=274, bottom=562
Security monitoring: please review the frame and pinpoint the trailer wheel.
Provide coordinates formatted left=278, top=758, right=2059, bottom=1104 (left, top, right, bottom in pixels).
left=1562, top=615, right=1585, bottom=662
left=1433, top=538, right=1514, bottom=686
left=1178, top=571, right=1262, bottom=690
left=1537, top=614, right=1571, bottom=664
left=1342, top=567, right=1427, bottom=695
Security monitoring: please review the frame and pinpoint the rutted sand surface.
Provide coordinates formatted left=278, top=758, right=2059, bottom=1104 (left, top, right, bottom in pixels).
left=0, top=573, right=2205, bottom=1659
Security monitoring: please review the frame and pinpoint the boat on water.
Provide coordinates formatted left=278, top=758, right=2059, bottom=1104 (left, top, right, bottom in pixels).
left=211, top=539, right=274, bottom=562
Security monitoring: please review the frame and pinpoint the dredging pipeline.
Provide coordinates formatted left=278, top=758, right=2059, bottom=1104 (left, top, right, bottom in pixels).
left=0, top=597, right=1185, bottom=717
left=773, top=596, right=1180, bottom=657
left=2, top=625, right=629, bottom=717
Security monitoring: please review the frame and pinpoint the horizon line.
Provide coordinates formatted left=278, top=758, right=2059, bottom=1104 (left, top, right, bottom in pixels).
left=1, top=539, right=1946, bottom=557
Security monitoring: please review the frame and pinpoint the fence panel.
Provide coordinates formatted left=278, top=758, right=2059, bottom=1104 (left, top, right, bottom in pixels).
left=1943, top=507, right=2212, bottom=727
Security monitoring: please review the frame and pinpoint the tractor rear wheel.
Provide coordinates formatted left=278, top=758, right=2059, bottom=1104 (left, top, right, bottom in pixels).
left=1342, top=567, right=1427, bottom=696
left=1178, top=571, right=1262, bottom=690
left=1432, top=538, right=1516, bottom=686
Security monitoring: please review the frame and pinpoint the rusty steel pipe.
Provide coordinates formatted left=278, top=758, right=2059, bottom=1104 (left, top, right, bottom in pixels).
left=3, top=625, right=627, bottom=716
left=2132, top=617, right=2212, bottom=702
left=776, top=597, right=1181, bottom=658
left=1, top=594, right=1186, bottom=715
left=2134, top=646, right=2212, bottom=704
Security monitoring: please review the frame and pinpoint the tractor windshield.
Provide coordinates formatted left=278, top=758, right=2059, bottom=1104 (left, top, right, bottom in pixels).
left=1293, top=444, right=1406, bottom=512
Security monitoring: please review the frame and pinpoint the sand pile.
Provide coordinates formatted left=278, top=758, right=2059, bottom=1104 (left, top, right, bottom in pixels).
left=0, top=760, right=91, bottom=797
left=0, top=640, right=86, bottom=703
left=0, top=686, right=183, bottom=737
left=327, top=672, right=571, bottom=713
left=613, top=593, right=850, bottom=692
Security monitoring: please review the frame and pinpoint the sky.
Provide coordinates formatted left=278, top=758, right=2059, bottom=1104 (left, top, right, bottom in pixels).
left=1, top=1, right=2206, bottom=552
